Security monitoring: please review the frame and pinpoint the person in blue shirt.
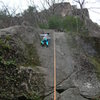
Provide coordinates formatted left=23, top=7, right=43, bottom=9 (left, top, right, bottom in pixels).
left=41, top=33, right=49, bottom=47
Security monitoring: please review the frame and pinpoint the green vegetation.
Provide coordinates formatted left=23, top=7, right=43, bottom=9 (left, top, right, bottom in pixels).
left=89, top=57, right=100, bottom=79
left=48, top=16, right=63, bottom=30
left=0, top=36, right=42, bottom=100
left=0, top=35, right=40, bottom=67
left=63, top=16, right=81, bottom=32
left=22, top=92, right=42, bottom=100
left=40, top=15, right=88, bottom=34
left=39, top=23, right=49, bottom=29
left=0, top=37, right=16, bottom=67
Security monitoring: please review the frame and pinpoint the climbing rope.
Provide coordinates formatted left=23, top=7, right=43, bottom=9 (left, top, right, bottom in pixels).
left=54, top=33, right=56, bottom=100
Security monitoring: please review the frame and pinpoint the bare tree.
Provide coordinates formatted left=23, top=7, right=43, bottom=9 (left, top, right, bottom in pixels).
left=0, top=1, right=11, bottom=16
left=73, top=0, right=86, bottom=10
left=73, top=0, right=88, bottom=25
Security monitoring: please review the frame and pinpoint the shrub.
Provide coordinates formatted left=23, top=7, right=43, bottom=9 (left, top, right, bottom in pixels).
left=48, top=16, right=63, bottom=29
left=39, top=23, right=49, bottom=29
left=48, top=15, right=88, bottom=34
left=62, top=16, right=85, bottom=32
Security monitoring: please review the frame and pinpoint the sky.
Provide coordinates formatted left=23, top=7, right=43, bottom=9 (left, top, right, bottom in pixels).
left=0, top=0, right=100, bottom=25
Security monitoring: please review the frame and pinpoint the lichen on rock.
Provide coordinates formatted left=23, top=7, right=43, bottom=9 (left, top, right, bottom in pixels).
left=0, top=25, right=45, bottom=100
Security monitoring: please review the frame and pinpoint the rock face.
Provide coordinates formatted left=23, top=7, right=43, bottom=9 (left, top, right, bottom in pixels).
left=36, top=30, right=100, bottom=100
left=0, top=65, right=45, bottom=100
left=60, top=88, right=88, bottom=100
left=0, top=25, right=41, bottom=65
left=48, top=2, right=89, bottom=18
left=0, top=25, right=100, bottom=100
left=0, top=25, right=45, bottom=100
left=85, top=18, right=100, bottom=37
left=49, top=2, right=72, bottom=16
left=72, top=58, right=100, bottom=98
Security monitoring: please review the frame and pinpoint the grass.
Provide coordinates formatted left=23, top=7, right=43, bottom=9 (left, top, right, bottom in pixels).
left=89, top=56, right=100, bottom=79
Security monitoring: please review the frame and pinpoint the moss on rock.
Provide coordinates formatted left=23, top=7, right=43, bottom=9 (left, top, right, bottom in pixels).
left=0, top=26, right=44, bottom=100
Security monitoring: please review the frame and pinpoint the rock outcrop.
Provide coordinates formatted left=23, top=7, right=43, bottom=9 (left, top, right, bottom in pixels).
left=0, top=20, right=100, bottom=100
left=0, top=25, right=45, bottom=100
left=36, top=30, right=100, bottom=100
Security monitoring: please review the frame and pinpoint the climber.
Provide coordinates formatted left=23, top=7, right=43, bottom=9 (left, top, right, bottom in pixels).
left=41, top=33, right=49, bottom=47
